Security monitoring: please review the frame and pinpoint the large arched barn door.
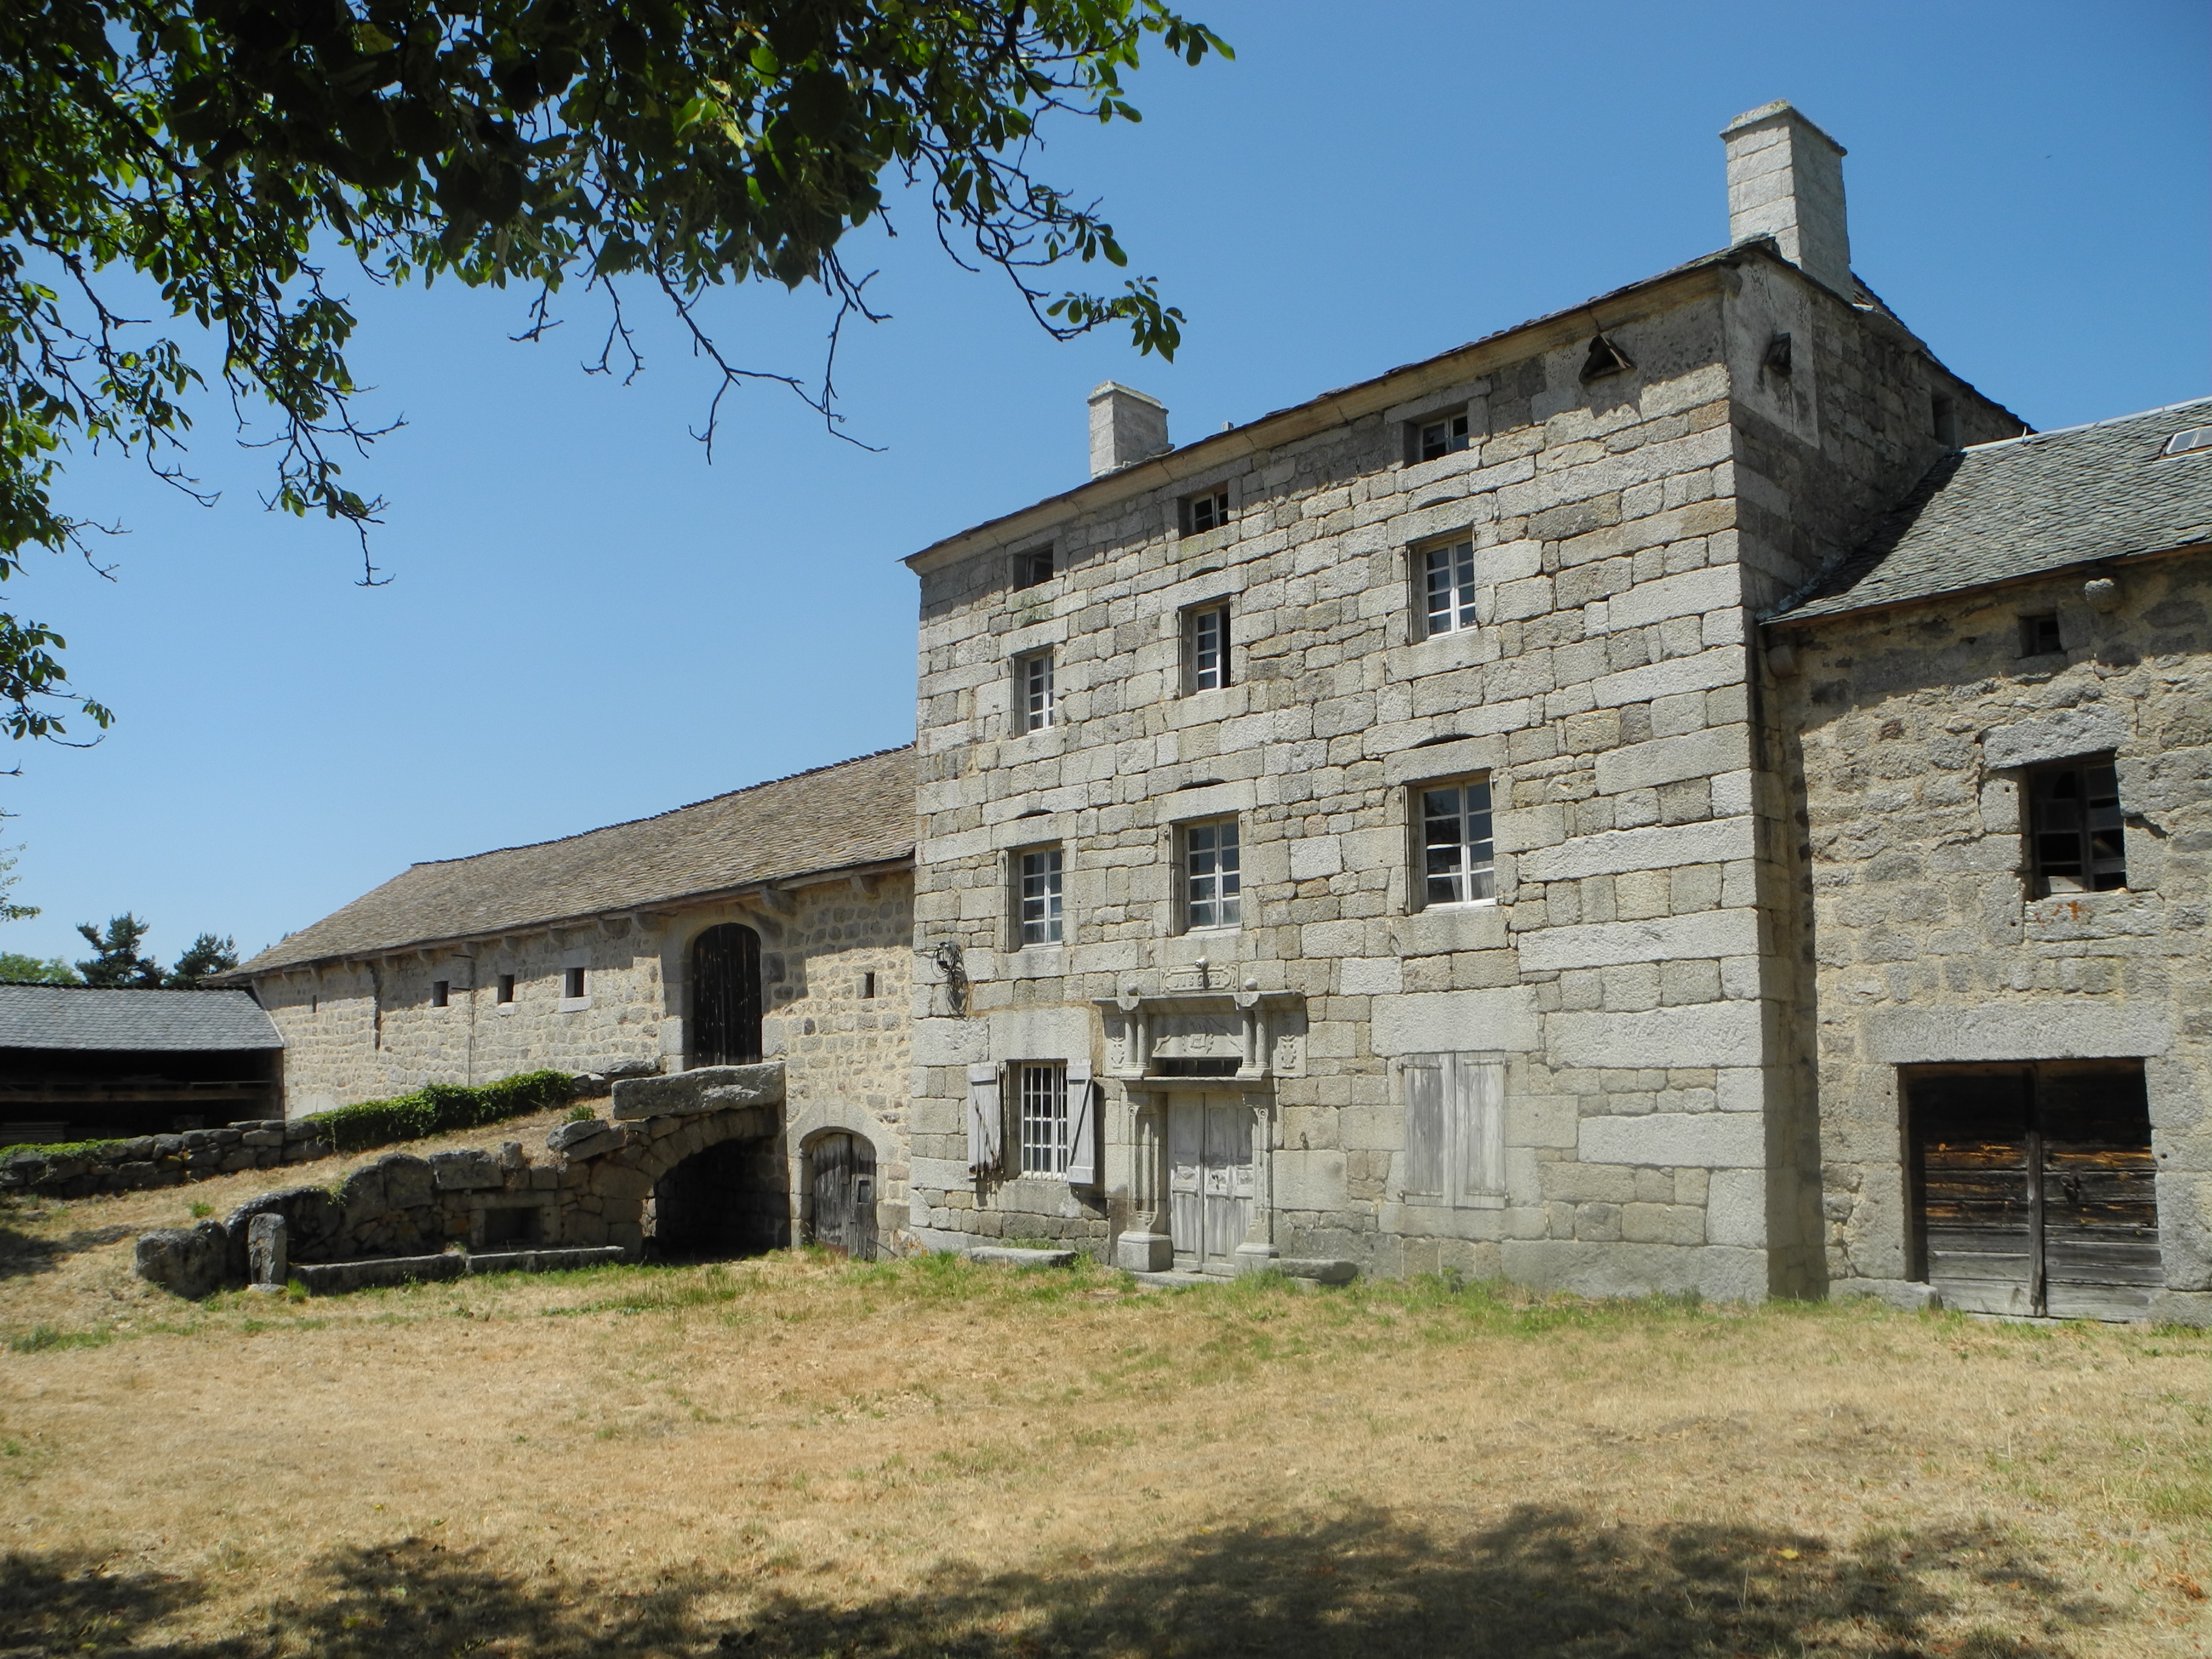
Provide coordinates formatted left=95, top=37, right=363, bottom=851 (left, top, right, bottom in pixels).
left=809, top=1133, right=878, bottom=1259
left=691, top=924, right=763, bottom=1067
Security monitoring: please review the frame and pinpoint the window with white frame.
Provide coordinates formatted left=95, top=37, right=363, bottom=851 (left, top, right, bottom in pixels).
left=1017, top=1062, right=1068, bottom=1176
left=1418, top=776, right=1495, bottom=907
left=1012, top=546, right=1054, bottom=589
left=1182, top=486, right=1230, bottom=535
left=1421, top=539, right=1478, bottom=638
left=1412, top=408, right=1471, bottom=463
left=1017, top=649, right=1055, bottom=732
left=1401, top=1053, right=1506, bottom=1204
left=1183, top=818, right=1242, bottom=930
left=1187, top=604, right=1230, bottom=693
left=1017, top=846, right=1064, bottom=946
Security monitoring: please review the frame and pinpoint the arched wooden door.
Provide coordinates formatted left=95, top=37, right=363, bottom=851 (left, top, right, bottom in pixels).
left=809, top=1133, right=878, bottom=1259
left=691, top=924, right=762, bottom=1067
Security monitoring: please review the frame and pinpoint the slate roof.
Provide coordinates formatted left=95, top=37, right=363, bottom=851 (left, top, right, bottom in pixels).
left=0, top=984, right=283, bottom=1051
left=1772, top=398, right=2212, bottom=623
left=232, top=746, right=917, bottom=977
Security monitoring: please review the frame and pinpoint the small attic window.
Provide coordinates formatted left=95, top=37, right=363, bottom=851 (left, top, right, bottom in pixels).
left=2019, top=612, right=2063, bottom=658
left=1012, top=547, right=1054, bottom=589
left=2162, top=425, right=2212, bottom=458
left=1763, top=331, right=1793, bottom=377
left=1932, top=393, right=1959, bottom=448
left=1579, top=334, right=1632, bottom=383
left=431, top=980, right=450, bottom=1008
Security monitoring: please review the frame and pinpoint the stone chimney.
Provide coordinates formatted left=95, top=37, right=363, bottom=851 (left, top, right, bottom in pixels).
left=1721, top=101, right=1852, bottom=296
left=1088, top=381, right=1169, bottom=478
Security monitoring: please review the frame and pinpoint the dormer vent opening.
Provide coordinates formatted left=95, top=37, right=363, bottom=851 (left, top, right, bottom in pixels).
left=1763, top=331, right=1794, bottom=377
left=1580, top=334, right=1633, bottom=383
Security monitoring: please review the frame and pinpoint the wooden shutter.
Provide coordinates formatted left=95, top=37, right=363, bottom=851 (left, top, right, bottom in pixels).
left=965, top=1062, right=1002, bottom=1174
left=1402, top=1055, right=1444, bottom=1196
left=1449, top=1056, right=1506, bottom=1200
left=1063, top=1060, right=1097, bottom=1186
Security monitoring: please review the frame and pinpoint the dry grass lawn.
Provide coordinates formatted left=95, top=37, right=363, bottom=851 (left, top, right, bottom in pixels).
left=1, top=1131, right=2205, bottom=1658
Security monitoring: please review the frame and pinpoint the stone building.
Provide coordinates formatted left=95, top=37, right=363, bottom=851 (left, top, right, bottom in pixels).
left=1768, top=403, right=2211, bottom=1322
left=226, top=747, right=916, bottom=1256
left=896, top=99, right=2208, bottom=1317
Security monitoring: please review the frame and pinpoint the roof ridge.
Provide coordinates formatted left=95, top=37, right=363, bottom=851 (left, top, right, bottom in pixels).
left=404, top=743, right=916, bottom=871
left=0, top=980, right=252, bottom=994
left=1959, top=395, right=2212, bottom=456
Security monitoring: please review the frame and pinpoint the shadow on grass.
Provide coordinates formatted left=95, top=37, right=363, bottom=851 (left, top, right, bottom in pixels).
left=0, top=1216, right=136, bottom=1279
left=0, top=1507, right=2116, bottom=1657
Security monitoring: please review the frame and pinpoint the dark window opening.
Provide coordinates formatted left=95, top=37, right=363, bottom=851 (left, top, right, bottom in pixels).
left=563, top=967, right=586, bottom=999
left=1763, top=331, right=1793, bottom=377
left=2027, top=754, right=2126, bottom=894
left=1013, top=547, right=1054, bottom=589
left=1579, top=334, right=1632, bottom=382
left=1932, top=392, right=1959, bottom=447
left=691, top=923, right=764, bottom=1066
left=1182, top=486, right=1230, bottom=535
left=2019, top=612, right=2062, bottom=657
left=431, top=980, right=449, bottom=1008
left=1155, top=1057, right=1240, bottom=1078
left=496, top=974, right=515, bottom=1004
left=1413, top=409, right=1470, bottom=463
left=480, top=1207, right=541, bottom=1248
left=860, top=971, right=877, bottom=999
left=1907, top=1061, right=2159, bottom=1319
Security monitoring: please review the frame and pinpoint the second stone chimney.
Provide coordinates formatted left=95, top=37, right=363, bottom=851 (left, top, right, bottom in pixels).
left=1721, top=101, right=1852, bottom=296
left=1088, top=381, right=1170, bottom=478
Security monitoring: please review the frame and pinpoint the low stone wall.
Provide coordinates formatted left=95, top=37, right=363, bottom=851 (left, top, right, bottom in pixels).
left=135, top=1076, right=786, bottom=1297
left=1, top=1119, right=334, bottom=1199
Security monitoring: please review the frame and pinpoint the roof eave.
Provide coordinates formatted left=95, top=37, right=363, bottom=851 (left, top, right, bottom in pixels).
left=1763, top=537, right=2212, bottom=629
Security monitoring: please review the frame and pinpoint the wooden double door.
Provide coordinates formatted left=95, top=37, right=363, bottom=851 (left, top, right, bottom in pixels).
left=1168, top=1095, right=1254, bottom=1273
left=1908, top=1062, right=2161, bottom=1319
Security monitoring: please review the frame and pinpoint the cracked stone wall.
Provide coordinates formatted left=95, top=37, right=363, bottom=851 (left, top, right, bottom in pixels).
left=906, top=249, right=2019, bottom=1298
left=1772, top=551, right=2211, bottom=1319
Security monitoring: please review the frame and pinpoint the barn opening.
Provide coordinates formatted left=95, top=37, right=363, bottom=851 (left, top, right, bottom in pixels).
left=648, top=1133, right=787, bottom=1261
left=691, top=925, right=763, bottom=1067
left=1906, top=1060, right=2160, bottom=1319
left=806, top=1131, right=879, bottom=1258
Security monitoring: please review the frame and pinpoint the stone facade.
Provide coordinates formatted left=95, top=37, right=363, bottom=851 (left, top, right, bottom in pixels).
left=1773, top=549, right=2211, bottom=1320
left=247, top=874, right=916, bottom=1254
left=900, top=118, right=2027, bottom=1300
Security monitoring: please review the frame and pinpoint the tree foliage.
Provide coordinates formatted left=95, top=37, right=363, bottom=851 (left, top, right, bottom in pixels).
left=72, top=911, right=238, bottom=985
left=165, top=930, right=241, bottom=987
left=1, top=0, right=1229, bottom=739
left=0, top=951, right=79, bottom=982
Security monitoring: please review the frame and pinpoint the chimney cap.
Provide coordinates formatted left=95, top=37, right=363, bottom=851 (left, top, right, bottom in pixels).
left=1088, top=380, right=1167, bottom=411
left=1721, top=99, right=1846, bottom=156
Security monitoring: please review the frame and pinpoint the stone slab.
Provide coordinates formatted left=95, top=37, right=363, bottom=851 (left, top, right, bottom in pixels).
left=960, top=1245, right=1079, bottom=1269
left=611, top=1063, right=784, bottom=1121
left=1866, top=1004, right=2172, bottom=1063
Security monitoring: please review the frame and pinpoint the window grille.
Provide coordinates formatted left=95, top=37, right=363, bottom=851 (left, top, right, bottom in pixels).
left=1184, top=819, right=1242, bottom=930
left=1420, top=777, right=1495, bottom=907
left=1183, top=486, right=1230, bottom=535
left=1416, top=410, right=1470, bottom=462
left=1422, top=540, right=1478, bottom=637
left=1019, top=649, right=1055, bottom=731
left=2028, top=756, right=2126, bottom=894
left=1189, top=605, right=1230, bottom=692
left=1018, top=848, right=1064, bottom=946
left=1018, top=1062, right=1068, bottom=1176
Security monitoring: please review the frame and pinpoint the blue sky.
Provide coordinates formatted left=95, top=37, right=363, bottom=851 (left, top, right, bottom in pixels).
left=3, top=0, right=2205, bottom=969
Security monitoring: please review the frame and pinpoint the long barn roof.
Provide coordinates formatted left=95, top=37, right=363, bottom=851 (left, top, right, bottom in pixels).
left=232, top=746, right=916, bottom=976
left=0, top=984, right=283, bottom=1051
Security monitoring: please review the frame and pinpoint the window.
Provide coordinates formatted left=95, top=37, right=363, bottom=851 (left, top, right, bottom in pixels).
left=1183, top=819, right=1242, bottom=930
left=1421, top=538, right=1478, bottom=638
left=563, top=967, right=586, bottom=999
left=2027, top=756, right=2126, bottom=895
left=496, top=974, right=515, bottom=1005
left=1419, top=777, right=1495, bottom=907
left=1932, top=392, right=1959, bottom=447
left=1017, top=1062, right=1068, bottom=1176
left=1017, top=649, right=1056, bottom=732
left=1187, top=604, right=1231, bottom=692
left=1017, top=847, right=1064, bottom=946
left=431, top=980, right=450, bottom=1008
left=1013, top=546, right=1054, bottom=589
left=860, top=971, right=877, bottom=999
left=2019, top=612, right=2062, bottom=657
left=1412, top=409, right=1470, bottom=463
left=1401, top=1054, right=1506, bottom=1204
left=1182, top=486, right=1230, bottom=535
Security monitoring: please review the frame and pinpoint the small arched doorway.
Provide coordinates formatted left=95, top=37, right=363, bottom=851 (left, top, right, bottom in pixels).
left=691, top=924, right=763, bottom=1067
left=808, top=1133, right=878, bottom=1259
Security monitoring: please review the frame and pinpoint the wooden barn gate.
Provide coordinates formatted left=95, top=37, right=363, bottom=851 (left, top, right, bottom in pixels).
left=1906, top=1061, right=2161, bottom=1319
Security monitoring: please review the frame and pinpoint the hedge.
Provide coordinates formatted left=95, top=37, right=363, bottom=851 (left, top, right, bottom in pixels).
left=298, top=1070, right=577, bottom=1156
